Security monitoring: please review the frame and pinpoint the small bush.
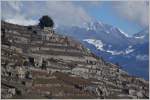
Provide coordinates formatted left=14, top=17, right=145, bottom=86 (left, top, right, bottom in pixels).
left=39, top=15, right=54, bottom=29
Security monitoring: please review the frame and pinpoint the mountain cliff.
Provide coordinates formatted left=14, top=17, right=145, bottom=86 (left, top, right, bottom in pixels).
left=1, top=21, right=149, bottom=99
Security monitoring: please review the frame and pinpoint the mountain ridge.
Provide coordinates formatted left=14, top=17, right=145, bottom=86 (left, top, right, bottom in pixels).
left=56, top=20, right=149, bottom=80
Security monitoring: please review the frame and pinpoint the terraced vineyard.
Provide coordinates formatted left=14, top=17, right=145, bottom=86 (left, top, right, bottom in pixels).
left=1, top=21, right=149, bottom=99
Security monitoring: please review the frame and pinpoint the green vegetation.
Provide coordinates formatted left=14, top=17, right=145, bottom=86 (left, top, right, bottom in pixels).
left=39, top=15, right=54, bottom=29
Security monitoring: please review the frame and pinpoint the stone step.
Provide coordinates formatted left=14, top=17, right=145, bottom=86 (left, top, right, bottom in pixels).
left=32, top=50, right=84, bottom=57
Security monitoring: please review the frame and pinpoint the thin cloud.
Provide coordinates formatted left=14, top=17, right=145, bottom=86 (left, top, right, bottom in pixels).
left=1, top=1, right=148, bottom=29
left=113, top=1, right=149, bottom=27
left=1, top=1, right=92, bottom=26
left=5, top=14, right=38, bottom=26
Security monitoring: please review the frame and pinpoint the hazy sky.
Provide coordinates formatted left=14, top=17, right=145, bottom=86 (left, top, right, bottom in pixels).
left=1, top=1, right=149, bottom=36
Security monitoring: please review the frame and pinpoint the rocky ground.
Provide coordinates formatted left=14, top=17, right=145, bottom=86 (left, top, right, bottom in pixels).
left=1, top=21, right=149, bottom=99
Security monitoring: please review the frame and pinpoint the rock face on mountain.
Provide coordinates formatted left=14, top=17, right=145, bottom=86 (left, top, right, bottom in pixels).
left=1, top=21, right=149, bottom=99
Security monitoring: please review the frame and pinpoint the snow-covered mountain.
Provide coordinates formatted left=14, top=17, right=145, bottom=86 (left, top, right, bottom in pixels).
left=56, top=21, right=131, bottom=49
left=56, top=21, right=149, bottom=80
left=83, top=39, right=134, bottom=55
left=133, top=27, right=149, bottom=44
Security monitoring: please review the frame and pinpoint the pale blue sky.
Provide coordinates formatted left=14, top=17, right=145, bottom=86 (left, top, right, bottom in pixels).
left=73, top=1, right=149, bottom=35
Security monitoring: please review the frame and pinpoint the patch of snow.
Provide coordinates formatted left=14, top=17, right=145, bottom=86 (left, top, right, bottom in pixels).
left=83, top=22, right=92, bottom=31
left=98, top=21, right=103, bottom=26
left=83, top=39, right=104, bottom=51
left=136, top=55, right=149, bottom=61
left=83, top=39, right=134, bottom=55
left=106, top=50, right=124, bottom=55
left=106, top=48, right=134, bottom=55
left=125, top=49, right=134, bottom=54
left=118, top=28, right=129, bottom=37
left=134, top=36, right=145, bottom=39
left=86, top=27, right=90, bottom=31
left=125, top=46, right=134, bottom=54
left=110, top=27, right=130, bottom=37
left=106, top=45, right=134, bottom=55
left=106, top=30, right=110, bottom=34
left=86, top=22, right=96, bottom=31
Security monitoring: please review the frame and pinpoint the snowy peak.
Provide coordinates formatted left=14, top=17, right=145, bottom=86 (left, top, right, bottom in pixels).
left=83, top=21, right=107, bottom=31
left=109, top=27, right=129, bottom=37
left=84, top=21, right=129, bottom=38
left=84, top=21, right=103, bottom=31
